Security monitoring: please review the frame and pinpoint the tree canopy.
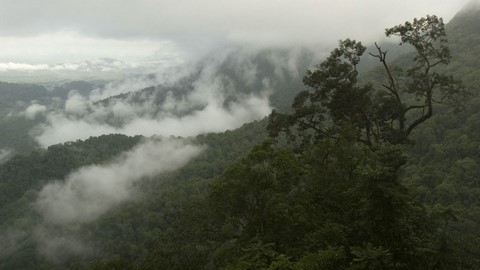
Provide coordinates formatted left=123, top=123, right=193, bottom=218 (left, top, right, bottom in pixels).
left=269, top=15, right=467, bottom=146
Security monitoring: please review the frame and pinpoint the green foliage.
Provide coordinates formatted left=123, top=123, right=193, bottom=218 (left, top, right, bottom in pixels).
left=85, top=259, right=135, bottom=270
left=294, top=247, right=347, bottom=270
left=268, top=39, right=374, bottom=146
left=206, top=130, right=434, bottom=268
left=401, top=98, right=480, bottom=268
left=350, top=244, right=393, bottom=270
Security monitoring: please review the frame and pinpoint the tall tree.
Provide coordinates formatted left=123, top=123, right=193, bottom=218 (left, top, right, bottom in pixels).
left=269, top=15, right=467, bottom=146
left=373, top=15, right=467, bottom=140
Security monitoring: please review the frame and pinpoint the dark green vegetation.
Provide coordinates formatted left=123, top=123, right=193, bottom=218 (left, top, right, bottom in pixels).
left=1, top=5, right=480, bottom=270
left=0, top=121, right=268, bottom=270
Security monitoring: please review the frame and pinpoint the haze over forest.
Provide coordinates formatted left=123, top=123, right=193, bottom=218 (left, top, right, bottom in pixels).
left=1, top=0, right=480, bottom=269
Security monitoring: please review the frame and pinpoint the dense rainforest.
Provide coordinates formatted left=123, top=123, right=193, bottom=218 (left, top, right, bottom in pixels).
left=1, top=5, right=480, bottom=270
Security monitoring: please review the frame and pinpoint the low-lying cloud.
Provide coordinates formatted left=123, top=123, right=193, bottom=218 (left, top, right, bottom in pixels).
left=0, top=138, right=204, bottom=262
left=34, top=93, right=270, bottom=147
left=29, top=137, right=203, bottom=260
left=23, top=103, right=47, bottom=120
left=31, top=48, right=277, bottom=147
left=33, top=226, right=92, bottom=263
left=0, top=62, right=50, bottom=71
left=0, top=148, right=12, bottom=163
left=36, top=138, right=203, bottom=225
left=0, top=32, right=181, bottom=65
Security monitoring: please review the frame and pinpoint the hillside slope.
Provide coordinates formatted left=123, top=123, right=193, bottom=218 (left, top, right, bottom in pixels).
left=443, top=2, right=480, bottom=91
left=0, top=120, right=268, bottom=270
left=399, top=5, right=480, bottom=267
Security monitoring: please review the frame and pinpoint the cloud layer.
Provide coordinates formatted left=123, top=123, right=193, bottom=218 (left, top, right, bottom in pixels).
left=31, top=48, right=276, bottom=147
left=0, top=0, right=470, bottom=67
left=0, top=32, right=181, bottom=64
left=0, top=0, right=468, bottom=43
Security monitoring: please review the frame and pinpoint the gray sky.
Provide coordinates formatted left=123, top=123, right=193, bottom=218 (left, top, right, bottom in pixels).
left=0, top=0, right=471, bottom=65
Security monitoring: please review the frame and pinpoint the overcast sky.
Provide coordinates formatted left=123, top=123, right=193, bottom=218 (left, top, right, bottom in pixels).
left=0, top=0, right=472, bottom=65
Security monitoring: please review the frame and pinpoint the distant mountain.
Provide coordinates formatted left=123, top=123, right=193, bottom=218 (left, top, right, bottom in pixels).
left=96, top=47, right=315, bottom=113
left=444, top=3, right=480, bottom=91
left=447, top=1, right=480, bottom=42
